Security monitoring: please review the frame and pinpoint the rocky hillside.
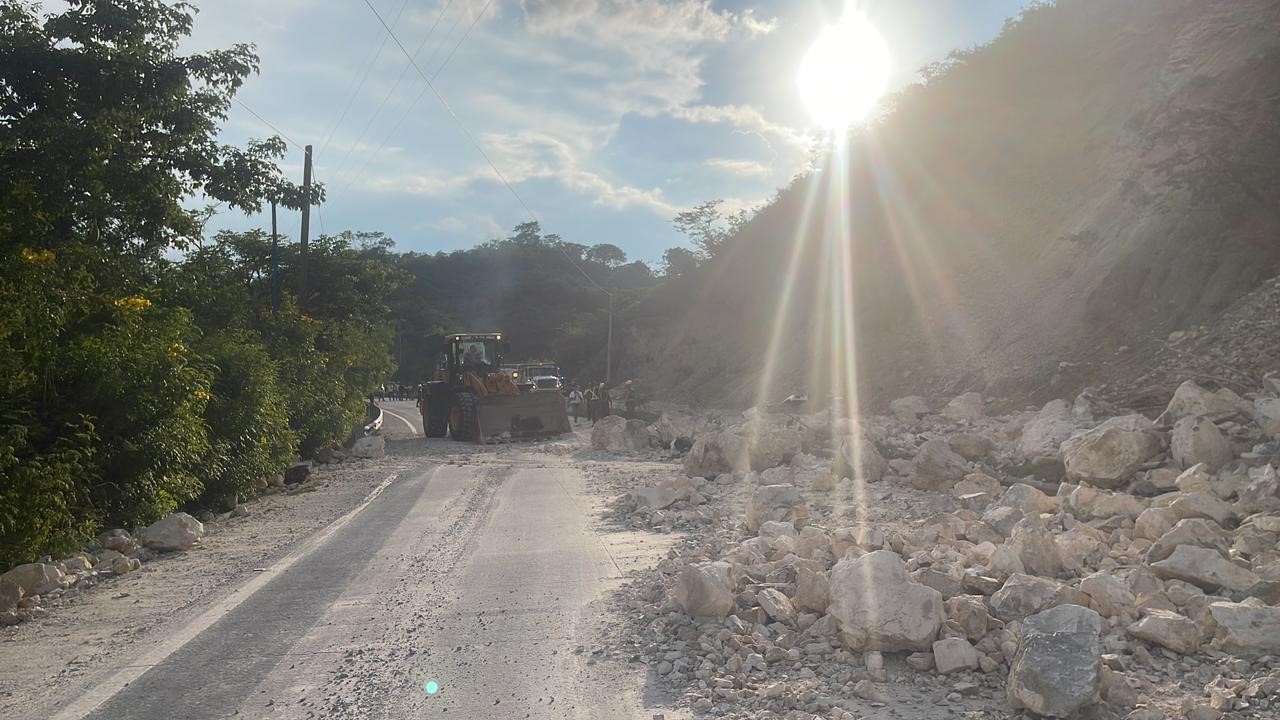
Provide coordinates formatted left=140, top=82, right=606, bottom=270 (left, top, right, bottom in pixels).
left=591, top=373, right=1280, bottom=719
left=628, top=0, right=1280, bottom=410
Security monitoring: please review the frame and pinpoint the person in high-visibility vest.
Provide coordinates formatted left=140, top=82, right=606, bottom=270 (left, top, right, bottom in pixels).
left=584, top=384, right=600, bottom=423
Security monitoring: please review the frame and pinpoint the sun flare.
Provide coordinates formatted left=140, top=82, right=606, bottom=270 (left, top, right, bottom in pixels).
left=798, top=14, right=891, bottom=130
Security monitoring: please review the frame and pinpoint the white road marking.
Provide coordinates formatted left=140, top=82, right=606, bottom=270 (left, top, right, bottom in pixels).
left=50, top=471, right=408, bottom=720
left=382, top=406, right=419, bottom=435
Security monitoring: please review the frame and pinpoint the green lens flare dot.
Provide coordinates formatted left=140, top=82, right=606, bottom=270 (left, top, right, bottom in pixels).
left=424, top=680, right=440, bottom=695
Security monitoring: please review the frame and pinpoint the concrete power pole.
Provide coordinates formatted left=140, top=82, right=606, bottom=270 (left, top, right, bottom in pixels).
left=605, top=291, right=613, bottom=385
left=270, top=200, right=280, bottom=313
left=298, top=144, right=313, bottom=308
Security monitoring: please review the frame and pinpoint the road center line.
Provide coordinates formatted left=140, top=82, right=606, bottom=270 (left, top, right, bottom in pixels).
left=50, top=470, right=408, bottom=720
left=382, top=406, right=420, bottom=435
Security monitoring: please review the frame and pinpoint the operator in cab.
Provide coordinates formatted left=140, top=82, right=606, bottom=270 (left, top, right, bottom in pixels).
left=461, top=342, right=491, bottom=373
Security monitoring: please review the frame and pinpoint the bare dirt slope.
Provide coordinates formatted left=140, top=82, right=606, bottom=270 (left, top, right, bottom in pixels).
left=629, top=0, right=1280, bottom=410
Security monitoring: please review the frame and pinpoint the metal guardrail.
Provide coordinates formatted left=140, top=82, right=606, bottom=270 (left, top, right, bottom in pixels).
left=362, top=402, right=384, bottom=436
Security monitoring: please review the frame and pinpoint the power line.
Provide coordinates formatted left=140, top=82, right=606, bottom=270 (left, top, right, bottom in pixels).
left=331, top=0, right=456, bottom=185
left=342, top=0, right=495, bottom=193
left=232, top=96, right=327, bottom=237
left=319, top=0, right=414, bottom=156
left=233, top=96, right=302, bottom=149
left=433, top=0, right=494, bottom=78
left=357, top=0, right=610, bottom=296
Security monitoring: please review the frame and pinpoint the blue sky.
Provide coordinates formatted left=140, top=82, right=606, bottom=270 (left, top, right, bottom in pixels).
left=185, top=0, right=1030, bottom=263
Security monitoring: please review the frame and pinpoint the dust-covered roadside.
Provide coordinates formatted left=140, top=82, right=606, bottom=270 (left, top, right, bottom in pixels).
left=0, top=454, right=415, bottom=718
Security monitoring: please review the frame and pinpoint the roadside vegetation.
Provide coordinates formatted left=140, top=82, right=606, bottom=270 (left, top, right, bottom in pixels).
left=0, top=1, right=399, bottom=566
left=0, top=0, right=730, bottom=568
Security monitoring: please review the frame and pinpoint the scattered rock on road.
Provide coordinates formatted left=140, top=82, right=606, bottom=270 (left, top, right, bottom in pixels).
left=0, top=562, right=65, bottom=596
left=671, top=561, right=733, bottom=618
left=1007, top=604, right=1103, bottom=718
left=349, top=434, right=386, bottom=459
left=592, top=415, right=650, bottom=453
left=140, top=512, right=205, bottom=552
left=828, top=549, right=944, bottom=651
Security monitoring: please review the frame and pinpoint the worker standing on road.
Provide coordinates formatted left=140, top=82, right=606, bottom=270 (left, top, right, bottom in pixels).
left=585, top=383, right=600, bottom=423
left=621, top=380, right=637, bottom=417
left=568, top=384, right=584, bottom=424
left=415, top=384, right=428, bottom=431
left=594, top=382, right=611, bottom=423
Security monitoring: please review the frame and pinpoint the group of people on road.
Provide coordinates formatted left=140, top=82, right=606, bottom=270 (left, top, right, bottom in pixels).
left=563, top=379, right=645, bottom=424
left=374, top=383, right=413, bottom=401
left=564, top=382, right=609, bottom=424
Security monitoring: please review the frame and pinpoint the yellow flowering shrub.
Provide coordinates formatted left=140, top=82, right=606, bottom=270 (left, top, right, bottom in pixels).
left=20, top=248, right=56, bottom=263
left=113, top=296, right=152, bottom=313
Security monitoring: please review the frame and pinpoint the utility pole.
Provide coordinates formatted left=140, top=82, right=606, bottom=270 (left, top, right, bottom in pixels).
left=270, top=200, right=280, bottom=313
left=298, top=144, right=313, bottom=309
left=605, top=291, right=613, bottom=385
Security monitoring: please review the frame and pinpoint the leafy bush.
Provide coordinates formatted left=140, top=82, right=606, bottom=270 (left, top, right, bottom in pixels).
left=0, top=423, right=97, bottom=568
left=265, top=307, right=393, bottom=457
left=55, top=302, right=212, bottom=528
left=195, top=332, right=296, bottom=510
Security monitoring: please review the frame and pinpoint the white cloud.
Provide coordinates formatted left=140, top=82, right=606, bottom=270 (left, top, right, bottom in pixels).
left=434, top=216, right=468, bottom=233
left=738, top=9, right=778, bottom=36
left=430, top=214, right=504, bottom=237
left=520, top=0, right=736, bottom=43
left=667, top=103, right=812, bottom=150
left=369, top=173, right=470, bottom=196
left=364, top=130, right=677, bottom=217
left=482, top=130, right=678, bottom=215
left=704, top=158, right=770, bottom=176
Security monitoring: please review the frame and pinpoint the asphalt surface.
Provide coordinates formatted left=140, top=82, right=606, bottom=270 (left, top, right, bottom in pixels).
left=58, top=402, right=670, bottom=720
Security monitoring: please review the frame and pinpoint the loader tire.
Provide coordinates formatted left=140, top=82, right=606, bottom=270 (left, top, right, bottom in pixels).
left=450, top=391, right=478, bottom=442
left=424, top=383, right=449, bottom=438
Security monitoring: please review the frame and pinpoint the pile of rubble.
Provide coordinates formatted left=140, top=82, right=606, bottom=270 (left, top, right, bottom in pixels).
left=603, top=378, right=1280, bottom=719
left=0, top=512, right=204, bottom=626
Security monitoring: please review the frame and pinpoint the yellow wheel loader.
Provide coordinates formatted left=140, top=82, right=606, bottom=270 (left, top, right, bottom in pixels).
left=420, top=332, right=571, bottom=442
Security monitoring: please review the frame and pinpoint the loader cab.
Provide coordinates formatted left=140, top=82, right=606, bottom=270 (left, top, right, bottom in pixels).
left=443, top=333, right=510, bottom=384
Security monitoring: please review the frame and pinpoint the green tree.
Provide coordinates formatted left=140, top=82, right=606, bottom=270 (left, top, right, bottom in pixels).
left=0, top=0, right=305, bottom=264
left=0, top=0, right=354, bottom=565
left=671, top=200, right=748, bottom=259
left=661, top=246, right=701, bottom=277
left=585, top=243, right=627, bottom=268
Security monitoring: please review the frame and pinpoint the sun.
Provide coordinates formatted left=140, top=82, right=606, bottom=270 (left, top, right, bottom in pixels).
left=798, top=14, right=891, bottom=130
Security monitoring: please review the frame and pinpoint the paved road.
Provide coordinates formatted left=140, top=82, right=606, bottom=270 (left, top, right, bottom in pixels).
left=53, top=404, right=673, bottom=720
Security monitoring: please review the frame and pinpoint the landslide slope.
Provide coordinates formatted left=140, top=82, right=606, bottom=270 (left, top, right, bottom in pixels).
left=628, top=0, right=1280, bottom=408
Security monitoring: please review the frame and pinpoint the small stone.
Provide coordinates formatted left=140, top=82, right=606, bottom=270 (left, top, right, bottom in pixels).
left=1152, top=545, right=1261, bottom=593
left=932, top=637, right=979, bottom=674
left=1127, top=609, right=1200, bottom=654
left=1207, top=601, right=1280, bottom=656
left=349, top=433, right=386, bottom=459
left=139, top=512, right=204, bottom=552
left=97, top=528, right=138, bottom=553
left=757, top=588, right=797, bottom=626
left=1171, top=416, right=1232, bottom=471
left=110, top=556, right=135, bottom=576
left=991, top=573, right=1077, bottom=621
left=906, top=651, right=934, bottom=671
left=671, top=562, right=733, bottom=618
left=910, top=439, right=970, bottom=491
left=0, top=562, right=65, bottom=596
left=1169, top=493, right=1235, bottom=527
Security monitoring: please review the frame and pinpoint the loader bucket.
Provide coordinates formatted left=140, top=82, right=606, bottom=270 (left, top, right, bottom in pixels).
left=475, top=391, right=571, bottom=441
